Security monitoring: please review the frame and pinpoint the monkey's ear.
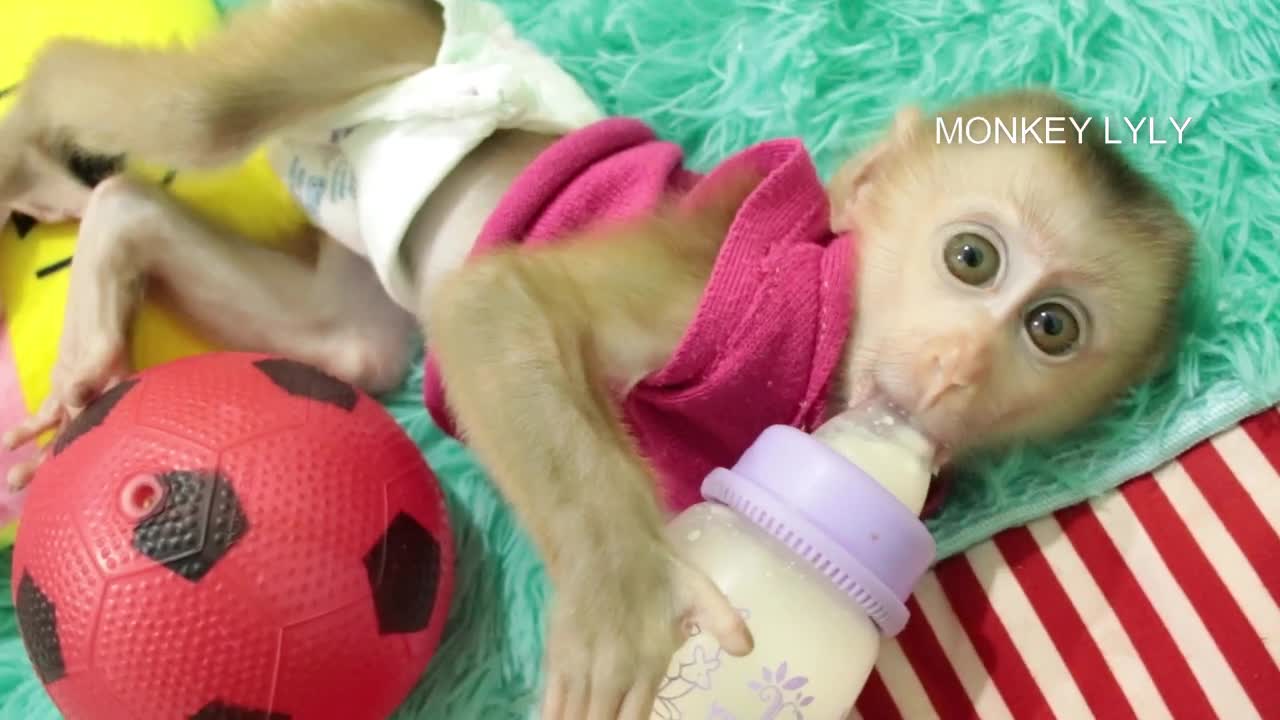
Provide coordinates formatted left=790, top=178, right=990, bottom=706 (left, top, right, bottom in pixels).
left=828, top=105, right=922, bottom=232
left=889, top=105, right=923, bottom=144
left=827, top=142, right=889, bottom=232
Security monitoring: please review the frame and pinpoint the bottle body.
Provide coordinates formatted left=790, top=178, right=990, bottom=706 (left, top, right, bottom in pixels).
left=649, top=408, right=938, bottom=720
left=653, top=500, right=880, bottom=720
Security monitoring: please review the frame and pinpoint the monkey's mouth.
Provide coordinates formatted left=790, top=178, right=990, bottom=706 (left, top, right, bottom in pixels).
left=840, top=360, right=960, bottom=464
left=840, top=384, right=952, bottom=471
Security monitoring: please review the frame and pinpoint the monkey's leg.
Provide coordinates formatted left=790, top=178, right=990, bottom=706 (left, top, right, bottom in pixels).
left=0, top=0, right=442, bottom=216
left=2, top=175, right=417, bottom=488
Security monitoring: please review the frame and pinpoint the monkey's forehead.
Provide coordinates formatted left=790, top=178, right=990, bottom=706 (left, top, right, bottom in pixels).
left=886, top=144, right=1178, bottom=300
left=899, top=142, right=1094, bottom=227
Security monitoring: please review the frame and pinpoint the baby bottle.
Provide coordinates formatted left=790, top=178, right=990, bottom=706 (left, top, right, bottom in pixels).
left=654, top=400, right=937, bottom=720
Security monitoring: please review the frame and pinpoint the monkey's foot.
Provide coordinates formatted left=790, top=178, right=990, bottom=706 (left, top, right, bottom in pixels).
left=9, top=203, right=77, bottom=225
left=0, top=143, right=91, bottom=223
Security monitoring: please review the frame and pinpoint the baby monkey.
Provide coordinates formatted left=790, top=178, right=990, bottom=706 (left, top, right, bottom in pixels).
left=0, top=1, right=1192, bottom=718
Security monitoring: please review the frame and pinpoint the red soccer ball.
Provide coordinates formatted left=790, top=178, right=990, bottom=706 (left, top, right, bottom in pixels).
left=11, top=352, right=455, bottom=720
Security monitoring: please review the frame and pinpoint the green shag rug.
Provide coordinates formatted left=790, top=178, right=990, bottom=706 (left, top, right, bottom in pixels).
left=4, top=0, right=1280, bottom=717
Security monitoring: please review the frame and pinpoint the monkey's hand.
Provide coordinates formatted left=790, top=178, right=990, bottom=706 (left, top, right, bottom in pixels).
left=2, top=303, right=131, bottom=491
left=541, top=503, right=751, bottom=719
left=2, top=179, right=139, bottom=489
left=2, top=352, right=130, bottom=492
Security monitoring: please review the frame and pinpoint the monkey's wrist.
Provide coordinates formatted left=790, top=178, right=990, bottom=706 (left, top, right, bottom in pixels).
left=549, top=516, right=670, bottom=594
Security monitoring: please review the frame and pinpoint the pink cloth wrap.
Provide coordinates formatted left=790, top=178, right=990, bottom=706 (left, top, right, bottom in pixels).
left=424, top=118, right=855, bottom=511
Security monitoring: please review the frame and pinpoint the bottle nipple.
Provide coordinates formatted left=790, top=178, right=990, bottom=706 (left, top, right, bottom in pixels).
left=811, top=399, right=937, bottom=515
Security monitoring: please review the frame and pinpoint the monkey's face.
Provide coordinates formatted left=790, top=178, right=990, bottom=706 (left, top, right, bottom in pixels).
left=833, top=123, right=1178, bottom=456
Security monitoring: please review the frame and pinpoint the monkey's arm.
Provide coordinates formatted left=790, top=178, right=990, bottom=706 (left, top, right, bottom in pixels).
left=427, top=187, right=756, bottom=719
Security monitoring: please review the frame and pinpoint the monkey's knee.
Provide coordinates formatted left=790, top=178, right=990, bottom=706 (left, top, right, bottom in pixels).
left=80, top=175, right=168, bottom=239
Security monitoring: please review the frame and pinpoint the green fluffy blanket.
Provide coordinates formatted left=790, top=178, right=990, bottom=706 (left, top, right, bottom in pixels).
left=3, top=0, right=1279, bottom=717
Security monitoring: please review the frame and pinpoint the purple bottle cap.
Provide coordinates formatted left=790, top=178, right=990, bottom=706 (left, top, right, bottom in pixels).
left=701, top=425, right=936, bottom=636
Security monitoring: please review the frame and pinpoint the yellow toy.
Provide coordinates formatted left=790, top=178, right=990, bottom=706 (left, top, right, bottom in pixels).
left=0, top=0, right=310, bottom=546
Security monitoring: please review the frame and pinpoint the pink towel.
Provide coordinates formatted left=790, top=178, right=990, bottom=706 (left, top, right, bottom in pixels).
left=425, top=118, right=855, bottom=511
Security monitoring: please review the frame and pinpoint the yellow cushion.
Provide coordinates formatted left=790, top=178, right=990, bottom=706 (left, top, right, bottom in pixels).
left=0, top=0, right=311, bottom=546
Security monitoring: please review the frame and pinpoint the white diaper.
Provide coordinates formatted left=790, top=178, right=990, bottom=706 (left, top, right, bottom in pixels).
left=268, top=0, right=603, bottom=309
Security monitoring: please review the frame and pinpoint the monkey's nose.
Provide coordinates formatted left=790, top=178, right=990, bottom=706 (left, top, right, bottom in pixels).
left=943, top=342, right=990, bottom=386
left=916, top=341, right=989, bottom=412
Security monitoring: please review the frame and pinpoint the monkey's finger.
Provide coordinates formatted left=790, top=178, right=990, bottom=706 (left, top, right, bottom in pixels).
left=11, top=195, right=84, bottom=224
left=584, top=685, right=625, bottom=720
left=560, top=678, right=589, bottom=720
left=540, top=674, right=567, bottom=720
left=69, top=372, right=128, bottom=412
left=3, top=403, right=63, bottom=452
left=64, top=354, right=125, bottom=410
left=66, top=383, right=95, bottom=412
left=617, top=677, right=660, bottom=720
left=10, top=202, right=67, bottom=224
left=6, top=454, right=44, bottom=492
left=677, top=564, right=753, bottom=656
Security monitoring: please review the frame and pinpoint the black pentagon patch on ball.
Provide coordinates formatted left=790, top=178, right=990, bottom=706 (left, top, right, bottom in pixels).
left=363, top=512, right=441, bottom=635
left=52, top=378, right=139, bottom=455
left=132, top=470, right=248, bottom=582
left=15, top=571, right=66, bottom=685
left=189, top=700, right=290, bottom=720
left=252, top=358, right=358, bottom=412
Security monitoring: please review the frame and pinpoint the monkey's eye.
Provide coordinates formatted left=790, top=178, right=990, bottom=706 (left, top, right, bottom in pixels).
left=942, top=232, right=1000, bottom=286
left=1024, top=302, right=1081, bottom=356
